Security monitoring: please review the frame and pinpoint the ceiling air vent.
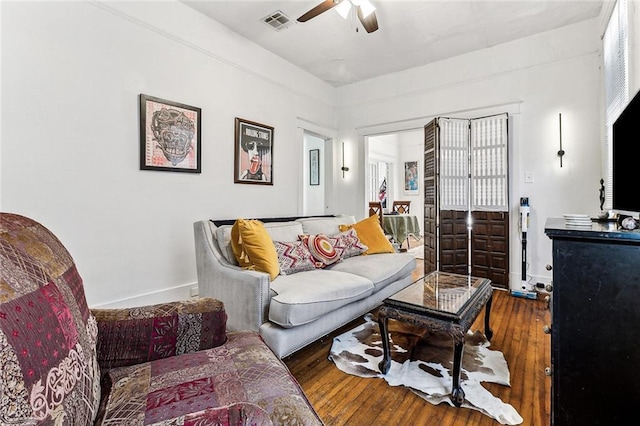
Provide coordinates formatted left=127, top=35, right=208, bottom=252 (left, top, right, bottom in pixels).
left=262, top=10, right=293, bottom=31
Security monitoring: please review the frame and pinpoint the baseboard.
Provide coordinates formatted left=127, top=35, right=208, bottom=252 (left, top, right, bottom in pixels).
left=91, top=282, right=198, bottom=308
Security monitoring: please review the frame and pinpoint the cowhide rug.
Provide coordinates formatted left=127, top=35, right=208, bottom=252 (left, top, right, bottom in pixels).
left=329, top=313, right=523, bottom=425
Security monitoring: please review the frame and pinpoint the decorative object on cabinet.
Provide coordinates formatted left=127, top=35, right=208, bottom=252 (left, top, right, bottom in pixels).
left=234, top=117, right=274, bottom=185
left=139, top=94, right=201, bottom=173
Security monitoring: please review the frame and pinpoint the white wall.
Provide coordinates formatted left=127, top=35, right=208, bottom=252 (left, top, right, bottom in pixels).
left=2, top=1, right=623, bottom=302
left=1, top=1, right=336, bottom=307
left=333, top=19, right=603, bottom=289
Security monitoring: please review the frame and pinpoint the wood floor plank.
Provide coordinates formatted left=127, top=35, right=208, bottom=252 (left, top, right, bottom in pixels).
left=284, top=259, right=550, bottom=425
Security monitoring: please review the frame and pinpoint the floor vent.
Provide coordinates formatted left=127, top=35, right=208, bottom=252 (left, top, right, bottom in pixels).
left=262, top=10, right=294, bottom=31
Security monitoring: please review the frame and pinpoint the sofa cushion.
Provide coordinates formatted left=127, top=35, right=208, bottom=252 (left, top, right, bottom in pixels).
left=299, top=233, right=342, bottom=267
left=296, top=215, right=356, bottom=236
left=216, top=221, right=304, bottom=265
left=327, top=252, right=416, bottom=292
left=339, top=214, right=395, bottom=254
left=0, top=213, right=101, bottom=425
left=92, top=298, right=228, bottom=370
left=231, top=219, right=280, bottom=280
left=274, top=240, right=318, bottom=275
left=268, top=270, right=374, bottom=327
left=328, top=228, right=368, bottom=259
left=96, top=331, right=322, bottom=425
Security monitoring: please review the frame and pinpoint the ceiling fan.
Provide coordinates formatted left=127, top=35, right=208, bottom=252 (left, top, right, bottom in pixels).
left=297, top=0, right=379, bottom=34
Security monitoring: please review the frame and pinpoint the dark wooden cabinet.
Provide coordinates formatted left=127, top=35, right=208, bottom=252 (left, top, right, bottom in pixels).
left=545, top=218, right=640, bottom=425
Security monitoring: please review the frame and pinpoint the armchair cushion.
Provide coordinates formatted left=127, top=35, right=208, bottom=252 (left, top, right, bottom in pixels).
left=96, top=331, right=320, bottom=425
left=0, top=213, right=101, bottom=425
left=91, top=298, right=227, bottom=370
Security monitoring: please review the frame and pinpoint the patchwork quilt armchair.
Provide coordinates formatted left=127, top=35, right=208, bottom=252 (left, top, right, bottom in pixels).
left=0, top=213, right=323, bottom=426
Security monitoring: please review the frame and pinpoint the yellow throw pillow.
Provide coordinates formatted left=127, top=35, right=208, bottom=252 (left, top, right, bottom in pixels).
left=339, top=214, right=395, bottom=255
left=231, top=220, right=252, bottom=268
left=231, top=219, right=280, bottom=280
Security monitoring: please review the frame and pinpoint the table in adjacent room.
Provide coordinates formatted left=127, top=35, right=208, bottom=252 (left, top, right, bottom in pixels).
left=382, top=214, right=420, bottom=249
left=377, top=271, right=494, bottom=407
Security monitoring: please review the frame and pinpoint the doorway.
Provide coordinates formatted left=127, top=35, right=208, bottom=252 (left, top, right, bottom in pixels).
left=302, top=132, right=327, bottom=216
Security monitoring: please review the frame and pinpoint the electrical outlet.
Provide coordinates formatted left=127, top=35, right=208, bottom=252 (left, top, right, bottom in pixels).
left=525, top=171, right=535, bottom=183
left=189, top=286, right=199, bottom=297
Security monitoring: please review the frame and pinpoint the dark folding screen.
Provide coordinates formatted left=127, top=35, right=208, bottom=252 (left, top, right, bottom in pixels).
left=423, top=114, right=510, bottom=289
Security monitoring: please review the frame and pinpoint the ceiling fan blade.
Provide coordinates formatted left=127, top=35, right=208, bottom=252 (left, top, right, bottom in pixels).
left=297, top=0, right=339, bottom=23
left=357, top=6, right=379, bottom=33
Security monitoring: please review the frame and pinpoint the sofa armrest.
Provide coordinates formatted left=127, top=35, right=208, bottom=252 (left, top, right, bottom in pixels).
left=91, top=297, right=227, bottom=370
left=194, top=220, right=271, bottom=333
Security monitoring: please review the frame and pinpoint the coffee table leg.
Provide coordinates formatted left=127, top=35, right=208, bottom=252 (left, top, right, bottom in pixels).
left=485, top=294, right=493, bottom=341
left=451, top=340, right=465, bottom=407
left=378, top=314, right=391, bottom=374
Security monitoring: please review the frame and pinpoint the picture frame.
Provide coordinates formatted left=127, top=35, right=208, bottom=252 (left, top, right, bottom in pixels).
left=139, top=94, right=201, bottom=173
left=309, top=149, right=320, bottom=186
left=404, top=160, right=419, bottom=194
left=234, top=117, right=274, bottom=185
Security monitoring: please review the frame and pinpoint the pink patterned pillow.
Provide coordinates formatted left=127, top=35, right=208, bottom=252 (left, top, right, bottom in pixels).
left=299, top=234, right=342, bottom=267
left=329, top=228, right=368, bottom=259
left=273, top=240, right=317, bottom=275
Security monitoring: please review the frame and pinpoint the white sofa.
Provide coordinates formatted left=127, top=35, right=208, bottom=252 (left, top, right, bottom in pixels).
left=193, top=215, right=416, bottom=358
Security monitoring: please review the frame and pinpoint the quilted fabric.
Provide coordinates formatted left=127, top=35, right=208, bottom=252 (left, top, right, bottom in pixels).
left=97, top=331, right=323, bottom=425
left=299, top=234, right=341, bottom=267
left=273, top=241, right=317, bottom=275
left=92, top=299, right=228, bottom=370
left=0, top=213, right=101, bottom=425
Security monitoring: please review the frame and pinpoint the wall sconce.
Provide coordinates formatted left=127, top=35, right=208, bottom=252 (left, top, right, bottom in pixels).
left=557, top=113, right=565, bottom=167
left=341, top=142, right=350, bottom=178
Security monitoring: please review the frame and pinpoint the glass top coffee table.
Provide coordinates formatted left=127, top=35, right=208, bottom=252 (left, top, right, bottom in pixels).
left=377, top=271, right=494, bottom=406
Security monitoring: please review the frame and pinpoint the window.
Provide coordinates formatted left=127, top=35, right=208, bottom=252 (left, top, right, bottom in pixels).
left=603, top=0, right=628, bottom=208
left=369, top=161, right=390, bottom=208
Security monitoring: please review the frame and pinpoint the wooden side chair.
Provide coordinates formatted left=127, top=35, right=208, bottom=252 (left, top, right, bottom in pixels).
left=392, top=200, right=411, bottom=214
left=368, top=201, right=383, bottom=227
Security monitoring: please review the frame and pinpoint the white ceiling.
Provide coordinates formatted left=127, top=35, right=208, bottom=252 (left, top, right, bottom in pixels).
left=182, top=0, right=604, bottom=87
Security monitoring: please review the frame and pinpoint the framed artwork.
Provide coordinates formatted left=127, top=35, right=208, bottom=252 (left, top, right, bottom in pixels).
left=404, top=160, right=419, bottom=194
left=234, top=117, right=274, bottom=185
left=309, top=149, right=320, bottom=186
left=139, top=94, right=201, bottom=173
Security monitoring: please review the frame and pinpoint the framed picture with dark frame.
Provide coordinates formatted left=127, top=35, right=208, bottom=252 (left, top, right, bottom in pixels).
left=139, top=94, right=201, bottom=173
left=234, top=117, right=274, bottom=185
left=309, top=149, right=320, bottom=185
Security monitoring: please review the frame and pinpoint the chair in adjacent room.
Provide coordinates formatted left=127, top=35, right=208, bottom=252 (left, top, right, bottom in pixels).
left=392, top=200, right=411, bottom=214
left=369, top=201, right=384, bottom=226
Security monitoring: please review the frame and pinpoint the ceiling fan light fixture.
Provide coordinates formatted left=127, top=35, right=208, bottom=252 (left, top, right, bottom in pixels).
left=357, top=1, right=376, bottom=19
left=335, top=1, right=351, bottom=19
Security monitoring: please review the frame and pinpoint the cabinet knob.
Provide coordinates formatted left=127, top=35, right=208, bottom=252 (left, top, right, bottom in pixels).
left=545, top=367, right=552, bottom=376
left=546, top=264, right=553, bottom=271
left=542, top=324, right=551, bottom=334
left=545, top=283, right=553, bottom=292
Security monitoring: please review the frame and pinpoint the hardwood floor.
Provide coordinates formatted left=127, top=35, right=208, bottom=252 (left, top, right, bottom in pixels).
left=284, top=257, right=551, bottom=425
